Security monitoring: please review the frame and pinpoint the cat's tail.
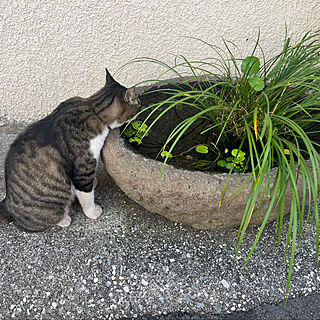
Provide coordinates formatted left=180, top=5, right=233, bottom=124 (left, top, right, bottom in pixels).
left=0, top=200, right=12, bottom=226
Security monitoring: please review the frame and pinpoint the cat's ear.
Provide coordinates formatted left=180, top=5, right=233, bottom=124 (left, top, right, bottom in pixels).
left=105, top=68, right=116, bottom=85
left=124, top=87, right=139, bottom=105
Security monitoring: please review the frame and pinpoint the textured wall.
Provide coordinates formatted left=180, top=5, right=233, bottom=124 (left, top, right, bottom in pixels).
left=0, top=0, right=319, bottom=123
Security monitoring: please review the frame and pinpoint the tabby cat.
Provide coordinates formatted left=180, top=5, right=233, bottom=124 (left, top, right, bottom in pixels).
left=0, top=69, right=140, bottom=231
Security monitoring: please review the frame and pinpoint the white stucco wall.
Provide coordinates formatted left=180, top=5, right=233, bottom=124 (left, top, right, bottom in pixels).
left=0, top=0, right=319, bottom=123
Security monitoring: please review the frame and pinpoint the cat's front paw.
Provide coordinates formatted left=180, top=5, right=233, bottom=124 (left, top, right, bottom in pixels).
left=85, top=204, right=102, bottom=219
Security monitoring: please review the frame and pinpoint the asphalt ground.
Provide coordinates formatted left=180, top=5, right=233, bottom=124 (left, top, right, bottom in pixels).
left=0, top=128, right=320, bottom=319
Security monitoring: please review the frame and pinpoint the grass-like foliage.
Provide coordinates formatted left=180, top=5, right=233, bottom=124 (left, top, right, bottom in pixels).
left=120, top=30, right=320, bottom=298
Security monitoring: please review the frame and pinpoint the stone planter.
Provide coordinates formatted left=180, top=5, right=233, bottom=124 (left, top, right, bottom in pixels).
left=102, top=128, right=298, bottom=230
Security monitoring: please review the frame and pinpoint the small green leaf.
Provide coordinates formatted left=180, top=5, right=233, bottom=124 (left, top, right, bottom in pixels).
left=249, top=76, right=265, bottom=91
left=231, top=149, right=238, bottom=157
left=241, top=56, right=260, bottom=75
left=136, top=128, right=150, bottom=138
left=217, top=160, right=227, bottom=167
left=123, top=128, right=135, bottom=137
left=134, top=137, right=142, bottom=144
left=139, top=123, right=148, bottom=131
left=235, top=156, right=245, bottom=164
left=226, top=157, right=233, bottom=162
left=226, top=163, right=233, bottom=169
left=224, top=148, right=228, bottom=153
left=284, top=149, right=290, bottom=155
left=129, top=138, right=135, bottom=143
left=132, top=121, right=141, bottom=130
left=231, top=149, right=245, bottom=157
left=135, top=131, right=145, bottom=138
left=161, top=151, right=173, bottom=158
left=196, top=145, right=209, bottom=154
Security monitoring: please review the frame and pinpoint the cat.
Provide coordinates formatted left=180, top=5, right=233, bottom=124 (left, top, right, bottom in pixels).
left=0, top=69, right=140, bottom=231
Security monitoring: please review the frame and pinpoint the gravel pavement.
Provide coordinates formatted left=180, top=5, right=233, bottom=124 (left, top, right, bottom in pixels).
left=0, top=130, right=320, bottom=319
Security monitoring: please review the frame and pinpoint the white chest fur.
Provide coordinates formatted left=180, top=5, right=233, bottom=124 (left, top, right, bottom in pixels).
left=89, top=127, right=110, bottom=161
left=108, top=119, right=123, bottom=129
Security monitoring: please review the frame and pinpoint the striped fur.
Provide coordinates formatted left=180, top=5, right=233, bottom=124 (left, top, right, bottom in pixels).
left=0, top=69, right=140, bottom=231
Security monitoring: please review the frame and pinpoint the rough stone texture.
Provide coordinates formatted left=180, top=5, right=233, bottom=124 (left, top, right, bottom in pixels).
left=0, top=1, right=319, bottom=123
left=103, top=129, right=300, bottom=230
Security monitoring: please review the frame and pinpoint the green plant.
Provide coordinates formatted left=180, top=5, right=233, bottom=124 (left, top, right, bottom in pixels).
left=123, top=120, right=150, bottom=145
left=217, top=148, right=247, bottom=172
left=120, top=30, right=320, bottom=298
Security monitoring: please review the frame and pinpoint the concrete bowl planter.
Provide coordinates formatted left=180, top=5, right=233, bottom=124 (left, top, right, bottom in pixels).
left=102, top=128, right=299, bottom=230
left=101, top=77, right=315, bottom=231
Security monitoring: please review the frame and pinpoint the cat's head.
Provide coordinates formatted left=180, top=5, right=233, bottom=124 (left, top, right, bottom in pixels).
left=102, top=68, right=140, bottom=129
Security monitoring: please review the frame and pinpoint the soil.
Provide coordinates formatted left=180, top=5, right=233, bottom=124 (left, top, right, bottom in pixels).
left=122, top=81, right=243, bottom=173
left=122, top=81, right=320, bottom=173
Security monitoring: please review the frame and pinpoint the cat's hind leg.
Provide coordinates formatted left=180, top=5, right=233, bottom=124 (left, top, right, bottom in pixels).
left=57, top=213, right=71, bottom=227
left=56, top=207, right=72, bottom=227
left=11, top=205, right=69, bottom=232
left=57, top=187, right=75, bottom=228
